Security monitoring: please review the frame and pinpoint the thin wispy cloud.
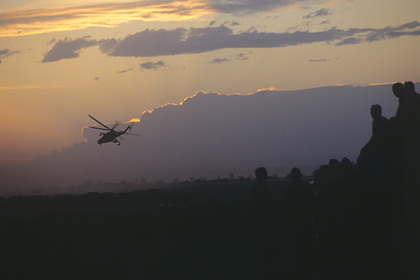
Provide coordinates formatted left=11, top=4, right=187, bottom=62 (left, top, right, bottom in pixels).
left=308, top=58, right=330, bottom=62
left=209, top=53, right=248, bottom=64
left=117, top=68, right=133, bottom=74
left=210, top=58, right=231, bottom=64
left=42, top=22, right=420, bottom=62
left=335, top=37, right=361, bottom=46
left=303, top=8, right=332, bottom=19
left=0, top=0, right=213, bottom=37
left=0, top=0, right=346, bottom=37
left=209, top=0, right=328, bottom=14
left=335, top=21, right=420, bottom=46
left=0, top=48, right=20, bottom=60
left=0, top=84, right=64, bottom=91
left=47, top=39, right=58, bottom=45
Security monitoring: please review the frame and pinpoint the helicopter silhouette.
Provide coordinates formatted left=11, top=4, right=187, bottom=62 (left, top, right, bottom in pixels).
left=88, top=115, right=134, bottom=146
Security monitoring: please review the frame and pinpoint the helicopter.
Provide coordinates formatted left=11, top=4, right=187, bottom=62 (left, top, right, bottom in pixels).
left=88, top=115, right=134, bottom=146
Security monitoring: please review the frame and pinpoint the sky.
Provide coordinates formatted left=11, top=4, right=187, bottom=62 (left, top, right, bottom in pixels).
left=1, top=0, right=420, bottom=165
left=0, top=84, right=401, bottom=195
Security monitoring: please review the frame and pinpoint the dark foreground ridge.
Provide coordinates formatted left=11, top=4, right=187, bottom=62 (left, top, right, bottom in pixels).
left=1, top=82, right=419, bottom=279
left=0, top=175, right=416, bottom=280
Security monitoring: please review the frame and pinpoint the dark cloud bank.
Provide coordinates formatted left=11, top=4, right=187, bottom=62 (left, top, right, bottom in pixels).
left=1, top=84, right=403, bottom=196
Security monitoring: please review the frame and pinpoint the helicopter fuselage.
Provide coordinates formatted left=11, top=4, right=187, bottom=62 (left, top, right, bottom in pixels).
left=97, top=131, right=125, bottom=145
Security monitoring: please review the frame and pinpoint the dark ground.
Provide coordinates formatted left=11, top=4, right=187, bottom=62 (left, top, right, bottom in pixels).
left=0, top=178, right=416, bottom=279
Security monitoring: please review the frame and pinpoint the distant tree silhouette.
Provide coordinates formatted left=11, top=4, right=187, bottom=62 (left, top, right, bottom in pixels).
left=229, top=173, right=235, bottom=181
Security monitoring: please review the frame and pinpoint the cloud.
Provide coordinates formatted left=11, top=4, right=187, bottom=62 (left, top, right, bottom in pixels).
left=42, top=21, right=420, bottom=62
left=107, top=21, right=420, bottom=53
left=0, top=1, right=213, bottom=37
left=106, top=25, right=360, bottom=57
left=235, top=52, right=248, bottom=60
left=335, top=21, right=420, bottom=46
left=209, top=53, right=248, bottom=63
left=334, top=37, right=362, bottom=46
left=303, top=8, right=332, bottom=19
left=308, top=58, right=330, bottom=62
left=210, top=58, right=231, bottom=64
left=365, top=21, right=420, bottom=42
left=0, top=49, right=9, bottom=56
left=117, top=68, right=133, bottom=74
left=42, top=37, right=99, bottom=62
left=47, top=38, right=57, bottom=45
left=209, top=0, right=316, bottom=14
left=0, top=48, right=20, bottom=59
left=140, top=60, right=165, bottom=70
left=41, top=36, right=115, bottom=62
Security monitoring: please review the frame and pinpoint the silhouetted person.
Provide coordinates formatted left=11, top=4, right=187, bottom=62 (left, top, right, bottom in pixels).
left=389, top=83, right=405, bottom=158
left=403, top=81, right=420, bottom=111
left=403, top=82, right=420, bottom=160
left=358, top=105, right=394, bottom=183
left=369, top=105, right=391, bottom=148
left=393, top=82, right=405, bottom=121
left=393, top=82, right=419, bottom=140
left=250, top=167, right=275, bottom=261
left=397, top=82, right=420, bottom=277
left=285, top=168, right=315, bottom=277
left=390, top=82, right=420, bottom=181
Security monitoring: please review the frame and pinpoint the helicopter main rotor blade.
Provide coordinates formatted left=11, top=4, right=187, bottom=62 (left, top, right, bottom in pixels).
left=112, top=121, right=121, bottom=130
left=129, top=133, right=141, bottom=137
left=90, top=126, right=110, bottom=131
left=88, top=115, right=113, bottom=130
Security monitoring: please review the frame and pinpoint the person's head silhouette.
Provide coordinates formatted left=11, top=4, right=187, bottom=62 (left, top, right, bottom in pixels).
left=392, top=82, right=404, bottom=99
left=255, top=167, right=268, bottom=181
left=404, top=81, right=415, bottom=92
left=370, top=104, right=382, bottom=120
left=290, top=167, right=302, bottom=181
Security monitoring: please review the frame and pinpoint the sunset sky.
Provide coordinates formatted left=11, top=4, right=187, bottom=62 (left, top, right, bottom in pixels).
left=1, top=0, right=420, bottom=163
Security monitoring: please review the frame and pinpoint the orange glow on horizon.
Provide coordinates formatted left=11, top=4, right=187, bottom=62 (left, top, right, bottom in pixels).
left=0, top=84, right=64, bottom=91
left=368, top=82, right=399, bottom=86
left=0, top=1, right=214, bottom=37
